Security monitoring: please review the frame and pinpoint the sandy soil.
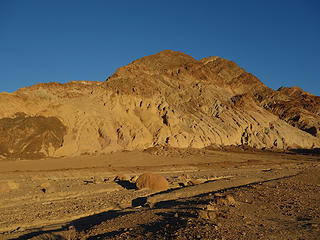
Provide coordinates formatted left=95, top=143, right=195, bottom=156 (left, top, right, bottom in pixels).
left=0, top=149, right=319, bottom=240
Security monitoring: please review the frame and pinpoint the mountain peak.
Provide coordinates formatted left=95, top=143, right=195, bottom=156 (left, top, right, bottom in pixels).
left=129, top=50, right=198, bottom=72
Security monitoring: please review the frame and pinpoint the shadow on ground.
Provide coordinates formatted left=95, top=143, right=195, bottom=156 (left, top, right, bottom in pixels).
left=289, top=148, right=320, bottom=155
left=12, top=210, right=134, bottom=240
left=115, top=180, right=137, bottom=190
left=86, top=211, right=195, bottom=240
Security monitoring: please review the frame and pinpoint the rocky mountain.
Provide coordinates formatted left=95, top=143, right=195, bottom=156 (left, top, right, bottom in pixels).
left=0, top=50, right=319, bottom=159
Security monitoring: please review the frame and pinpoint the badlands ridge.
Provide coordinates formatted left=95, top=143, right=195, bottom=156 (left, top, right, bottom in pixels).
left=0, top=50, right=319, bottom=159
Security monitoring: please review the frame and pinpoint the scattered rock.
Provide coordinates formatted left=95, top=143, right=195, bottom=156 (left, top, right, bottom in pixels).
left=135, top=173, right=169, bottom=191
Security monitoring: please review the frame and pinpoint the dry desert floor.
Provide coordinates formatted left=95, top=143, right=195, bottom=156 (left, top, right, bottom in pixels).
left=0, top=148, right=319, bottom=240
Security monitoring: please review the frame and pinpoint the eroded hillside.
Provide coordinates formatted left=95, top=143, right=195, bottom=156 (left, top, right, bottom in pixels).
left=0, top=50, right=319, bottom=159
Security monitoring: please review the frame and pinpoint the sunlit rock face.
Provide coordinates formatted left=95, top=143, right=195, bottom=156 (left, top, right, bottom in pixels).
left=0, top=50, right=319, bottom=159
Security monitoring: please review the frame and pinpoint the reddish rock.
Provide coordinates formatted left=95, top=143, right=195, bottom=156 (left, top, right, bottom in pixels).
left=136, top=173, right=169, bottom=191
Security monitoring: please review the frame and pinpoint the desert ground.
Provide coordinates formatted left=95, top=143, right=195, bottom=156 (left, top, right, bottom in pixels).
left=0, top=148, right=319, bottom=240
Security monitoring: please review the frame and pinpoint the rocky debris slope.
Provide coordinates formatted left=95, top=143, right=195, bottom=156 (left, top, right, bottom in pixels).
left=258, top=86, right=320, bottom=138
left=0, top=50, right=319, bottom=159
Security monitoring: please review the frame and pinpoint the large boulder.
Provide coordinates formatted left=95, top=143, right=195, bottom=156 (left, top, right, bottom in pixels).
left=135, top=173, right=169, bottom=191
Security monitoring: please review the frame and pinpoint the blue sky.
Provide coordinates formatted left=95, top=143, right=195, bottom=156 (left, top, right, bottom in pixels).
left=1, top=0, right=319, bottom=95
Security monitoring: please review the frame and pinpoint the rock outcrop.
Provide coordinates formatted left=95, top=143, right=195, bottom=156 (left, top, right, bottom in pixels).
left=0, top=50, right=319, bottom=159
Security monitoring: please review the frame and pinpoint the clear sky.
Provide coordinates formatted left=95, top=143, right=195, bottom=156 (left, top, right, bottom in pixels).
left=1, top=0, right=319, bottom=95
